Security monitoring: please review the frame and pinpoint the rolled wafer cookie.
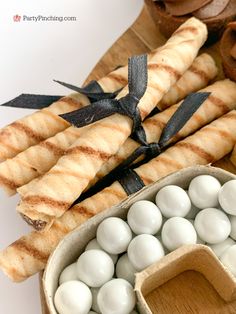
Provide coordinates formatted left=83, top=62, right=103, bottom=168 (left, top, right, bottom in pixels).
left=0, top=62, right=130, bottom=162
left=1, top=110, right=236, bottom=282
left=3, top=53, right=217, bottom=197
left=18, top=79, right=236, bottom=219
left=17, top=17, right=207, bottom=229
left=158, top=52, right=218, bottom=110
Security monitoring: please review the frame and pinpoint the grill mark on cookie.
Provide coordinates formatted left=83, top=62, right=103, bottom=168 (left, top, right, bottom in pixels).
left=174, top=142, right=214, bottom=163
left=66, top=146, right=112, bottom=161
left=106, top=73, right=128, bottom=86
left=59, top=96, right=85, bottom=109
left=99, top=121, right=130, bottom=135
left=189, top=64, right=209, bottom=82
left=49, top=169, right=91, bottom=181
left=0, top=140, right=20, bottom=156
left=11, top=122, right=45, bottom=142
left=204, top=126, right=235, bottom=144
left=72, top=205, right=94, bottom=218
left=39, top=141, right=65, bottom=156
left=174, top=26, right=198, bottom=36
left=143, top=117, right=167, bottom=134
left=13, top=239, right=48, bottom=263
left=23, top=195, right=71, bottom=210
left=208, top=95, right=229, bottom=114
left=0, top=174, right=18, bottom=190
left=104, top=186, right=127, bottom=200
left=148, top=63, right=181, bottom=81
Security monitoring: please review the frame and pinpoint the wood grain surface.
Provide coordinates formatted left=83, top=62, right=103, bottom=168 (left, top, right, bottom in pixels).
left=40, top=5, right=236, bottom=313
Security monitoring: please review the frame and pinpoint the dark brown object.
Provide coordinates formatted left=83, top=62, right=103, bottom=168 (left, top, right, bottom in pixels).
left=193, top=0, right=230, bottom=20
left=145, top=0, right=236, bottom=44
left=220, top=26, right=236, bottom=80
left=165, top=0, right=211, bottom=17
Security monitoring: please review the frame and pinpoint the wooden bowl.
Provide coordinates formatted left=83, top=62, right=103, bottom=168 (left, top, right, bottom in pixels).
left=145, top=0, right=236, bottom=44
left=43, top=165, right=236, bottom=313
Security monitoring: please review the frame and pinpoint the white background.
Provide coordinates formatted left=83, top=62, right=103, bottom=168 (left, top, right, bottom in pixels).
left=0, top=1, right=144, bottom=313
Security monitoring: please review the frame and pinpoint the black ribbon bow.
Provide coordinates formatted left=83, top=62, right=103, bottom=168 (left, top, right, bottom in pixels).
left=60, top=54, right=148, bottom=133
left=77, top=91, right=210, bottom=202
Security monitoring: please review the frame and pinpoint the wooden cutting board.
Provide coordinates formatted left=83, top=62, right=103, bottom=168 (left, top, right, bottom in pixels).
left=40, top=4, right=236, bottom=314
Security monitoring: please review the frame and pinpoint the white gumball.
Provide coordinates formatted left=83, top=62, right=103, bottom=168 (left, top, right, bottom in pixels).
left=76, top=250, right=114, bottom=287
left=230, top=215, right=236, bottom=240
left=194, top=208, right=231, bottom=244
left=59, top=263, right=77, bottom=285
left=127, top=200, right=162, bottom=235
left=220, top=245, right=236, bottom=276
left=128, top=234, right=164, bottom=271
left=54, top=280, right=92, bottom=314
left=161, top=217, right=197, bottom=251
left=219, top=180, right=236, bottom=215
left=188, top=175, right=221, bottom=209
left=97, top=279, right=136, bottom=314
left=155, top=185, right=191, bottom=218
left=208, top=237, right=235, bottom=258
left=97, top=217, right=132, bottom=254
left=90, top=288, right=100, bottom=313
left=85, top=238, right=118, bottom=264
left=116, top=253, right=137, bottom=285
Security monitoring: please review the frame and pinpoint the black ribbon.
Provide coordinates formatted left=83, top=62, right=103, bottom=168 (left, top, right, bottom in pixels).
left=60, top=54, right=148, bottom=133
left=54, top=80, right=121, bottom=102
left=1, top=94, right=63, bottom=109
left=1, top=79, right=120, bottom=110
left=77, top=91, right=210, bottom=201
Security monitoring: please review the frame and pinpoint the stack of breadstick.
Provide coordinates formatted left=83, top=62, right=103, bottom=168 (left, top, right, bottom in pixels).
left=1, top=17, right=236, bottom=283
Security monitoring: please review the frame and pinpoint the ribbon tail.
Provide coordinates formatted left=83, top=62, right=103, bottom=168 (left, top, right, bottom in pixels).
left=1, top=94, right=62, bottom=109
left=159, top=92, right=211, bottom=147
left=54, top=80, right=121, bottom=101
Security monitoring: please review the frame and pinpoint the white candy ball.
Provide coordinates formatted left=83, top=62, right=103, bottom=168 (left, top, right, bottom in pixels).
left=54, top=280, right=92, bottom=314
left=161, top=217, right=197, bottom=251
left=76, top=250, right=114, bottom=287
left=208, top=237, right=235, bottom=258
left=127, top=200, right=162, bottom=235
left=127, top=234, right=164, bottom=271
left=89, top=312, right=98, bottom=314
left=90, top=288, right=100, bottom=313
left=97, top=217, right=132, bottom=254
left=59, top=263, right=77, bottom=285
left=194, top=208, right=231, bottom=244
left=116, top=253, right=137, bottom=286
left=230, top=215, right=236, bottom=240
left=155, top=185, right=191, bottom=218
left=219, top=180, right=236, bottom=215
left=85, top=238, right=118, bottom=264
left=188, top=175, right=221, bottom=209
left=220, top=245, right=236, bottom=276
left=97, top=279, right=136, bottom=314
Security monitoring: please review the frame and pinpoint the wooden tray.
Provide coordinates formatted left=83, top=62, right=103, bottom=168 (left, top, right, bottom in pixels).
left=40, top=4, right=236, bottom=313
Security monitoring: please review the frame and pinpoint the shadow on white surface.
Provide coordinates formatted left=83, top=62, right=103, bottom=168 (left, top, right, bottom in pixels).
left=0, top=0, right=144, bottom=313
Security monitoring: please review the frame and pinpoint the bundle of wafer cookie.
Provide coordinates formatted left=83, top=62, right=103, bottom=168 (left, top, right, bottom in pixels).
left=1, top=16, right=236, bottom=283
